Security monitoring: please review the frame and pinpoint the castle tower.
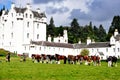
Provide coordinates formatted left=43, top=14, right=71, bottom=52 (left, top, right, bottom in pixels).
left=63, top=30, right=68, bottom=43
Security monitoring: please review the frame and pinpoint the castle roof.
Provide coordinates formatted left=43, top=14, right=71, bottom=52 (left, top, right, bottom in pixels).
left=73, top=42, right=111, bottom=49
left=3, top=7, right=46, bottom=18
left=86, top=42, right=111, bottom=48
left=31, top=41, right=111, bottom=49
left=31, top=41, right=73, bottom=48
left=73, top=43, right=86, bottom=49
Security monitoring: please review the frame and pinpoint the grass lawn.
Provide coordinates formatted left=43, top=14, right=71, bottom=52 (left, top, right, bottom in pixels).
left=0, top=57, right=120, bottom=80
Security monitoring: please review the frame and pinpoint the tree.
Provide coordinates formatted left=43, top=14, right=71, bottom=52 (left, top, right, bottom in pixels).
left=69, top=18, right=80, bottom=43
left=93, top=26, right=99, bottom=41
left=107, top=15, right=120, bottom=41
left=54, top=26, right=63, bottom=37
left=47, top=17, right=55, bottom=38
left=98, top=24, right=107, bottom=42
left=71, top=18, right=79, bottom=30
left=80, top=49, right=89, bottom=56
left=87, top=22, right=94, bottom=39
left=0, top=5, right=5, bottom=16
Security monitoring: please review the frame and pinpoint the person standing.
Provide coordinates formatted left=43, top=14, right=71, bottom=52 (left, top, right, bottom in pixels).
left=64, top=56, right=67, bottom=64
left=6, top=52, right=10, bottom=62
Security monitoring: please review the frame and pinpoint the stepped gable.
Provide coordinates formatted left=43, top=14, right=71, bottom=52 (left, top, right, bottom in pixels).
left=31, top=41, right=73, bottom=48
left=86, top=42, right=111, bottom=48
left=14, top=7, right=27, bottom=13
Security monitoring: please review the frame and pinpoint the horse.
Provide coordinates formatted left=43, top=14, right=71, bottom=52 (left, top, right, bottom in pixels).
left=112, top=56, right=117, bottom=67
left=91, top=56, right=101, bottom=66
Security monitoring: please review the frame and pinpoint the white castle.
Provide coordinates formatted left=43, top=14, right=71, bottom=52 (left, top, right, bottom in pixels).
left=0, top=3, right=46, bottom=54
left=0, top=3, right=120, bottom=60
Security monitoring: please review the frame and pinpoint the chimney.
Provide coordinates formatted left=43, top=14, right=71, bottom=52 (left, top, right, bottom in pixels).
left=87, top=37, right=91, bottom=45
left=37, top=8, right=40, bottom=13
left=11, top=2, right=15, bottom=9
left=2, top=10, right=5, bottom=15
left=26, top=3, right=31, bottom=9
left=78, top=40, right=81, bottom=44
left=48, top=35, right=51, bottom=42
left=114, top=29, right=118, bottom=37
left=92, top=39, right=95, bottom=43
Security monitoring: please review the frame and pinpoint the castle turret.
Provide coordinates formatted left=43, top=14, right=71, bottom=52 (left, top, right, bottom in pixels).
left=11, top=2, right=15, bottom=9
left=63, top=30, right=68, bottom=43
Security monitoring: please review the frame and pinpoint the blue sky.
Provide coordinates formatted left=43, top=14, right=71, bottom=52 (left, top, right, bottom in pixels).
left=0, top=0, right=120, bottom=31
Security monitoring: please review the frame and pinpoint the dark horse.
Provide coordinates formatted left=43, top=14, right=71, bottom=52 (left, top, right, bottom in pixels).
left=112, top=56, right=117, bottom=67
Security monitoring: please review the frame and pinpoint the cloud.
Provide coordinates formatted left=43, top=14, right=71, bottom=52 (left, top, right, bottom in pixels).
left=33, top=0, right=65, bottom=4
left=46, top=6, right=69, bottom=14
left=3, top=0, right=120, bottom=31
left=68, top=0, right=120, bottom=30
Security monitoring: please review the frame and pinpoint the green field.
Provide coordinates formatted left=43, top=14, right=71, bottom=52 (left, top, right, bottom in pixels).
left=0, top=57, right=120, bottom=80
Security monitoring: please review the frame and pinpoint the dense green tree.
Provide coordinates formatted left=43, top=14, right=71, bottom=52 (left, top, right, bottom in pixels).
left=93, top=26, right=99, bottom=41
left=69, top=18, right=80, bottom=43
left=47, top=17, right=55, bottom=38
left=87, top=22, right=94, bottom=39
left=107, top=15, right=120, bottom=41
left=98, top=24, right=107, bottom=42
left=71, top=18, right=79, bottom=30
left=54, top=26, right=63, bottom=37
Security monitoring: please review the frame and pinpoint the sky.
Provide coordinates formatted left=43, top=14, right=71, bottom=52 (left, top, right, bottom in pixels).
left=0, top=0, right=120, bottom=31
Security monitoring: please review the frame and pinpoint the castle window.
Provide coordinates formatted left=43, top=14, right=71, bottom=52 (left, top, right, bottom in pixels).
left=58, top=40, right=60, bottom=42
left=11, top=13, right=13, bottom=17
left=2, top=17, right=4, bottom=21
left=118, top=48, right=120, bottom=52
left=11, top=33, right=13, bottom=39
left=27, top=33, right=29, bottom=38
left=9, top=42, right=11, bottom=46
left=30, top=14, right=32, bottom=18
left=37, top=34, right=39, bottom=39
left=92, top=48, right=94, bottom=52
left=25, top=46, right=26, bottom=50
left=2, top=34, right=4, bottom=39
left=113, top=48, right=115, bottom=52
left=12, top=21, right=14, bottom=28
left=27, top=22, right=29, bottom=27
left=65, top=40, right=66, bottom=42
left=97, top=49, right=99, bottom=52
left=39, top=47, right=41, bottom=50
left=26, top=13, right=27, bottom=18
left=37, top=23, right=39, bottom=29
left=106, top=48, right=108, bottom=52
